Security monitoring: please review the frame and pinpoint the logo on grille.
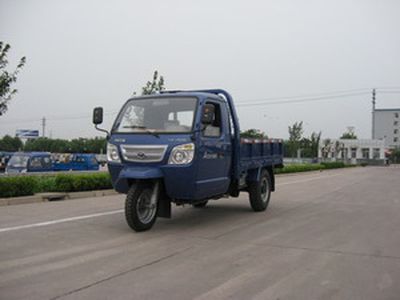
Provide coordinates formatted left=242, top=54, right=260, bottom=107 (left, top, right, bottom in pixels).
left=136, top=152, right=147, bottom=159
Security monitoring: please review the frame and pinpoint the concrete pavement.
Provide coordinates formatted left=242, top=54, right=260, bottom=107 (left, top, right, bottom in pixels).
left=0, top=166, right=399, bottom=299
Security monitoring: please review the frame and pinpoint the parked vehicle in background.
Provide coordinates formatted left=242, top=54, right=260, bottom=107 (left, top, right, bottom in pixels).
left=0, top=152, right=14, bottom=173
left=95, top=154, right=107, bottom=167
left=53, top=153, right=99, bottom=171
left=6, top=152, right=53, bottom=174
left=93, top=89, right=284, bottom=232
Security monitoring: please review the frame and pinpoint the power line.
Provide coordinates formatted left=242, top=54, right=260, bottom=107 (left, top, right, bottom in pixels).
left=375, top=86, right=400, bottom=90
left=1, top=88, right=399, bottom=126
left=375, top=91, right=400, bottom=94
left=1, top=111, right=120, bottom=125
left=236, top=91, right=370, bottom=107
left=236, top=88, right=372, bottom=104
left=236, top=87, right=400, bottom=105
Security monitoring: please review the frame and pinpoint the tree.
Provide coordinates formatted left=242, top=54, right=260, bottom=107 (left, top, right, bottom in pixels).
left=140, top=70, right=165, bottom=95
left=321, top=139, right=332, bottom=159
left=128, top=70, right=166, bottom=126
left=23, top=137, right=106, bottom=153
left=296, top=131, right=321, bottom=158
left=0, top=135, right=23, bottom=152
left=24, top=138, right=52, bottom=152
left=0, top=41, right=26, bottom=116
left=310, top=131, right=321, bottom=158
left=340, top=127, right=357, bottom=139
left=389, top=147, right=400, bottom=164
left=240, top=129, right=267, bottom=139
left=287, top=121, right=303, bottom=157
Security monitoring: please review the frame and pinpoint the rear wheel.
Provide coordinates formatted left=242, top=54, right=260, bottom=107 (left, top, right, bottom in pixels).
left=125, top=184, right=158, bottom=232
left=248, top=169, right=271, bottom=212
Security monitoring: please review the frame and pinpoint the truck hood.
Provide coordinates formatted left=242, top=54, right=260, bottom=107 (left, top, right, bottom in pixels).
left=109, top=133, right=193, bottom=147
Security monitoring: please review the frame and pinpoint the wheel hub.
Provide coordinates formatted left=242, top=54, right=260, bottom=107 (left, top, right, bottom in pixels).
left=136, top=190, right=157, bottom=224
left=261, top=178, right=269, bottom=202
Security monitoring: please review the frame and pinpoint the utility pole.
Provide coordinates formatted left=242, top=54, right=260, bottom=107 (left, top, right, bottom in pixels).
left=372, top=89, right=376, bottom=139
left=41, top=117, right=46, bottom=137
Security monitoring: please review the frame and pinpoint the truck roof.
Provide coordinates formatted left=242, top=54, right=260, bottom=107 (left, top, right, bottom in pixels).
left=127, top=90, right=225, bottom=102
left=12, top=152, right=51, bottom=157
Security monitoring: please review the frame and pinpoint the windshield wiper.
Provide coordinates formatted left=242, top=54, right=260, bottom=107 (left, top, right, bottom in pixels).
left=123, top=125, right=147, bottom=129
left=123, top=125, right=160, bottom=138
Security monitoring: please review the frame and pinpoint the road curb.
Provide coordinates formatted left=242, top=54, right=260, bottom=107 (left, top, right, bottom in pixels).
left=0, top=168, right=361, bottom=207
left=275, top=166, right=360, bottom=177
left=0, top=189, right=118, bottom=207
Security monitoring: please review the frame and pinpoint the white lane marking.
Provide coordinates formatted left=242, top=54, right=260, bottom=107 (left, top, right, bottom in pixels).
left=277, top=173, right=341, bottom=186
left=0, top=209, right=124, bottom=233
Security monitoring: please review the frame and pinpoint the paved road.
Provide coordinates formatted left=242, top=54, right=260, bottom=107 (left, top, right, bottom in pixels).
left=1, top=166, right=400, bottom=300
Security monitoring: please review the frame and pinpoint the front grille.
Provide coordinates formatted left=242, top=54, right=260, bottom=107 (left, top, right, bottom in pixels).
left=120, top=145, right=168, bottom=163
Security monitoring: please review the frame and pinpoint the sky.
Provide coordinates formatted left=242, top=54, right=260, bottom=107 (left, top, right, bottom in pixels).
left=1, top=0, right=399, bottom=140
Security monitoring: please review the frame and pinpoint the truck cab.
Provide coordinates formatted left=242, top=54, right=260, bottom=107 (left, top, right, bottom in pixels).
left=0, top=152, right=14, bottom=173
left=53, top=153, right=99, bottom=171
left=93, top=89, right=283, bottom=231
left=6, top=152, right=53, bottom=174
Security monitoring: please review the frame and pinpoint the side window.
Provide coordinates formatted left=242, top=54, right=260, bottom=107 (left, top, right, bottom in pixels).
left=30, top=157, right=43, bottom=168
left=43, top=157, right=52, bottom=168
left=203, top=102, right=222, bottom=138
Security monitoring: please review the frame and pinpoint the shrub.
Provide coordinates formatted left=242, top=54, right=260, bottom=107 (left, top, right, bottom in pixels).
left=0, top=173, right=113, bottom=198
left=275, top=161, right=351, bottom=174
left=35, top=176, right=57, bottom=193
left=54, top=174, right=75, bottom=192
left=320, top=162, right=346, bottom=169
left=275, top=164, right=323, bottom=174
left=0, top=176, right=38, bottom=197
left=54, top=173, right=112, bottom=192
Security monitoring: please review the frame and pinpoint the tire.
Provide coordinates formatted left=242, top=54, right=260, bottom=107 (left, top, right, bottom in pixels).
left=248, top=169, right=271, bottom=212
left=125, top=184, right=158, bottom=232
left=193, top=200, right=208, bottom=208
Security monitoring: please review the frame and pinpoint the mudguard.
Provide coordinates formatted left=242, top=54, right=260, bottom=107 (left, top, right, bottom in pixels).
left=114, top=166, right=163, bottom=194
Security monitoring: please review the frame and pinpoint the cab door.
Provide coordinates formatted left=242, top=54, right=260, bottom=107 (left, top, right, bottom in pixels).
left=195, top=99, right=232, bottom=199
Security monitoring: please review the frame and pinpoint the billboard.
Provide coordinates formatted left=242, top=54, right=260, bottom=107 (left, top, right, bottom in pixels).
left=16, top=129, right=40, bottom=138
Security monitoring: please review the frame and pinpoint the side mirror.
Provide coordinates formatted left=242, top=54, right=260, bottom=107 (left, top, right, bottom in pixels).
left=201, top=104, right=215, bottom=125
left=93, top=107, right=103, bottom=125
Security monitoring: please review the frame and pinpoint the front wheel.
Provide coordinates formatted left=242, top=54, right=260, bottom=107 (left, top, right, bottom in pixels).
left=125, top=183, right=158, bottom=232
left=248, top=169, right=271, bottom=212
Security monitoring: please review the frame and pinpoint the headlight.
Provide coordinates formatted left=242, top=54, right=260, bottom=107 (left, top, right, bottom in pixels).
left=107, top=143, right=121, bottom=163
left=168, top=143, right=195, bottom=165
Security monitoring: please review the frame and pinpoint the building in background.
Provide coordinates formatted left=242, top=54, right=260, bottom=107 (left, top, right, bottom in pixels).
left=372, top=108, right=400, bottom=148
left=319, top=139, right=386, bottom=165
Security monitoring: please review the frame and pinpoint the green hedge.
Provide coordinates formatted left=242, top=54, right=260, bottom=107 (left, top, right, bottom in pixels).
left=275, top=162, right=351, bottom=174
left=320, top=161, right=346, bottom=169
left=275, top=164, right=323, bottom=174
left=0, top=173, right=112, bottom=198
left=0, top=176, right=39, bottom=198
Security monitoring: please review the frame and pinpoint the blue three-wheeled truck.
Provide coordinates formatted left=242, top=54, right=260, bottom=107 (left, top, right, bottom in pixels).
left=93, top=89, right=283, bottom=231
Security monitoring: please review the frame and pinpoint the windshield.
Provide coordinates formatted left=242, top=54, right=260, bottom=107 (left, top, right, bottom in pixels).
left=114, top=97, right=197, bottom=133
left=8, top=155, right=29, bottom=168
